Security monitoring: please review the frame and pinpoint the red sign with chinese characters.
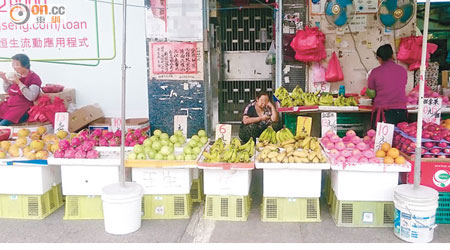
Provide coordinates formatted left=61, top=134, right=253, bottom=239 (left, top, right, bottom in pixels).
left=151, top=42, right=198, bottom=75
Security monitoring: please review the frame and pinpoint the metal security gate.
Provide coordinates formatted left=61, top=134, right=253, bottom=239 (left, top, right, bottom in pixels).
left=216, top=7, right=275, bottom=124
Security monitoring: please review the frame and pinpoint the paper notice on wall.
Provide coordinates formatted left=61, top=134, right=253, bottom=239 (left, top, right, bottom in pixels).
left=146, top=0, right=203, bottom=41
left=343, top=15, right=367, bottom=33
left=354, top=0, right=378, bottom=13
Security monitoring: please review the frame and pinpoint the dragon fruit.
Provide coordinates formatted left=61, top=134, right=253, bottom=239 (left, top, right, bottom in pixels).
left=64, top=148, right=77, bottom=158
left=114, top=129, right=122, bottom=138
left=86, top=150, right=100, bottom=159
left=54, top=149, right=65, bottom=158
left=92, top=129, right=103, bottom=138
left=75, top=150, right=87, bottom=159
left=99, top=138, right=109, bottom=147
left=81, top=141, right=94, bottom=152
left=71, top=137, right=82, bottom=147
left=138, top=136, right=146, bottom=145
left=109, top=138, right=119, bottom=147
left=104, top=132, right=114, bottom=140
left=59, top=139, right=71, bottom=151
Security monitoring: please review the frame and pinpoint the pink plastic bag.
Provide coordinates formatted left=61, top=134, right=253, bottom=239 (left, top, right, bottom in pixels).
left=325, top=52, right=344, bottom=82
left=290, top=26, right=327, bottom=62
left=397, top=36, right=438, bottom=71
left=312, top=62, right=326, bottom=82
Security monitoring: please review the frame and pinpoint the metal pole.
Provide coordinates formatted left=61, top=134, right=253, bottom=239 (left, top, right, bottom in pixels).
left=414, top=0, right=431, bottom=189
left=275, top=0, right=283, bottom=89
left=120, top=0, right=128, bottom=187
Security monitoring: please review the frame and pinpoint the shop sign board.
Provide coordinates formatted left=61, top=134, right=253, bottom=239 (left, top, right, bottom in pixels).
left=0, top=0, right=99, bottom=61
left=321, top=112, right=336, bottom=137
left=374, top=122, right=394, bottom=152
left=215, top=124, right=231, bottom=145
left=149, top=41, right=204, bottom=81
left=423, top=98, right=442, bottom=125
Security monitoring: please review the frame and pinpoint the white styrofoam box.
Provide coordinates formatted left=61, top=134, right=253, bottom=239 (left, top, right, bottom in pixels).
left=263, top=169, right=323, bottom=198
left=60, top=165, right=131, bottom=196
left=330, top=162, right=411, bottom=201
left=203, top=169, right=252, bottom=196
left=0, top=164, right=61, bottom=195
left=132, top=168, right=193, bottom=195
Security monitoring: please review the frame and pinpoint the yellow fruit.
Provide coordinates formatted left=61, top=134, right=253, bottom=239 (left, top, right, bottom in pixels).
left=0, top=141, right=11, bottom=151
left=395, top=156, right=406, bottom=165
left=35, top=150, right=49, bottom=160
left=17, top=128, right=30, bottom=138
left=384, top=156, right=395, bottom=164
left=37, top=126, right=47, bottom=135
left=381, top=142, right=391, bottom=152
left=8, top=144, right=21, bottom=157
left=50, top=143, right=59, bottom=153
left=0, top=150, right=6, bottom=159
left=23, top=146, right=33, bottom=155
left=387, top=148, right=400, bottom=159
left=30, top=140, right=45, bottom=151
left=375, top=150, right=386, bottom=158
left=15, top=137, right=28, bottom=148
left=30, top=131, right=41, bottom=140
left=56, top=130, right=69, bottom=139
left=25, top=152, right=36, bottom=160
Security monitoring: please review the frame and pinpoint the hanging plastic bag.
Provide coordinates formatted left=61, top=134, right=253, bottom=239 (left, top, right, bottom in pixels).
left=312, top=62, right=326, bottom=83
left=397, top=36, right=438, bottom=71
left=325, top=52, right=344, bottom=82
left=265, top=41, right=276, bottom=65
left=290, top=26, right=327, bottom=62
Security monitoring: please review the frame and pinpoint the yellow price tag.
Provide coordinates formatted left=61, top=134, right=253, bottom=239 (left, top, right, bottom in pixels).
left=296, top=116, right=312, bottom=137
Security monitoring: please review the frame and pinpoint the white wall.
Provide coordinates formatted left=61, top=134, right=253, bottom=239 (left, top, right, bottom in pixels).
left=0, top=0, right=149, bottom=119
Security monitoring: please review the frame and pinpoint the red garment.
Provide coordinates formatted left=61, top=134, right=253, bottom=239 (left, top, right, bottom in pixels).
left=0, top=71, right=41, bottom=123
left=368, top=60, right=407, bottom=110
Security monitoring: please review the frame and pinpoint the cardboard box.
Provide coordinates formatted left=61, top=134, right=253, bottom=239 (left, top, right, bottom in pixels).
left=0, top=122, right=53, bottom=139
left=88, top=117, right=150, bottom=132
left=442, top=70, right=449, bottom=89
left=69, top=105, right=104, bottom=132
left=37, top=88, right=76, bottom=108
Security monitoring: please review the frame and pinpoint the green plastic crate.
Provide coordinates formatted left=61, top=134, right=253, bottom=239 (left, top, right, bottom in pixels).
left=142, top=194, right=192, bottom=220
left=261, top=197, right=321, bottom=222
left=437, top=192, right=450, bottom=224
left=329, top=188, right=395, bottom=227
left=190, top=174, right=204, bottom=203
left=0, top=184, right=63, bottom=220
left=64, top=195, right=104, bottom=220
left=204, top=195, right=251, bottom=221
left=283, top=113, right=299, bottom=136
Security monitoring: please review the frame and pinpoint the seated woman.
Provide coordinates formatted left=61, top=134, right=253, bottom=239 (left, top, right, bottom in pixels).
left=0, top=54, right=42, bottom=126
left=239, top=92, right=281, bottom=143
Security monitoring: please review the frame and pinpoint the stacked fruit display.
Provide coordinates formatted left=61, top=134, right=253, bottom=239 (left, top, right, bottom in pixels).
left=406, top=87, right=450, bottom=106
left=73, top=128, right=148, bottom=147
left=375, top=142, right=406, bottom=164
left=54, top=130, right=100, bottom=159
left=394, top=121, right=450, bottom=158
left=258, top=126, right=295, bottom=145
left=0, top=126, right=55, bottom=160
left=127, top=129, right=208, bottom=161
left=202, top=137, right=254, bottom=163
left=321, top=130, right=381, bottom=164
left=274, top=85, right=358, bottom=108
left=256, top=135, right=327, bottom=163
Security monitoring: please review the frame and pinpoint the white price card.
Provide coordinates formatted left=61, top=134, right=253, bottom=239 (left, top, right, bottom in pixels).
left=374, top=122, right=394, bottom=152
left=309, top=82, right=330, bottom=93
left=111, top=118, right=122, bottom=132
left=423, top=98, right=442, bottom=125
left=215, top=124, right=232, bottom=145
left=321, top=112, right=337, bottom=137
left=174, top=115, right=188, bottom=138
left=54, top=112, right=69, bottom=132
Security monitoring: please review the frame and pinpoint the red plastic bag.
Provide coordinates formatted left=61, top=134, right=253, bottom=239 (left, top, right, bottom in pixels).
left=290, top=26, right=327, bottom=62
left=44, top=97, right=66, bottom=126
left=28, top=96, right=67, bottom=125
left=312, top=62, right=326, bottom=82
left=397, top=36, right=438, bottom=71
left=325, top=52, right=344, bottom=82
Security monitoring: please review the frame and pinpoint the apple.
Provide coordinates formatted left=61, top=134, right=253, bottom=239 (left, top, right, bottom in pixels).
left=160, top=133, right=169, bottom=140
left=170, top=135, right=178, bottom=143
left=153, top=129, right=162, bottom=136
left=133, top=145, right=144, bottom=154
left=174, top=130, right=183, bottom=137
left=200, top=137, right=208, bottom=145
left=128, top=152, right=137, bottom=160
left=137, top=152, right=147, bottom=160
left=191, top=135, right=200, bottom=141
left=167, top=154, right=176, bottom=161
left=143, top=138, right=152, bottom=147
left=198, top=130, right=206, bottom=137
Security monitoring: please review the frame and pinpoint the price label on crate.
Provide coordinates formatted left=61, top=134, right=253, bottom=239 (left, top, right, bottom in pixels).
left=374, top=122, right=394, bottom=152
left=296, top=116, right=312, bottom=137
left=309, top=82, right=330, bottom=93
left=423, top=98, right=442, bottom=125
left=215, top=124, right=232, bottom=145
left=111, top=118, right=122, bottom=132
left=321, top=112, right=337, bottom=137
left=54, top=112, right=69, bottom=132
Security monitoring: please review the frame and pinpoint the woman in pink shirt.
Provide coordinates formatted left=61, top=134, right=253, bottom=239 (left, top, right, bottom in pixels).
left=368, top=44, right=408, bottom=128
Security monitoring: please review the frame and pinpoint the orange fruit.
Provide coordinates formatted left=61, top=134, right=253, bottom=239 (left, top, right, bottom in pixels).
left=446, top=124, right=450, bottom=131
left=375, top=150, right=386, bottom=158
left=387, top=148, right=400, bottom=159
left=384, top=156, right=394, bottom=164
left=381, top=142, right=391, bottom=152
left=445, top=119, right=450, bottom=125
left=395, top=156, right=406, bottom=164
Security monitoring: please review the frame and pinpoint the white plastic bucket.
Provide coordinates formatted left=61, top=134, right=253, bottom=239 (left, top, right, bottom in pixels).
left=101, top=182, right=143, bottom=235
left=393, top=184, right=439, bottom=243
